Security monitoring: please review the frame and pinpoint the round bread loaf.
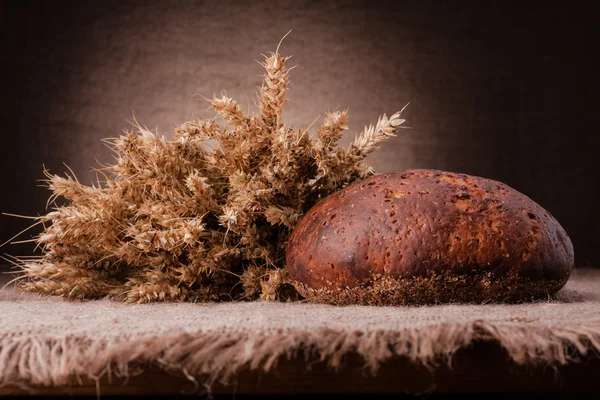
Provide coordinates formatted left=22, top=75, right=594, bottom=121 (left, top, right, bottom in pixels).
left=286, top=169, right=574, bottom=305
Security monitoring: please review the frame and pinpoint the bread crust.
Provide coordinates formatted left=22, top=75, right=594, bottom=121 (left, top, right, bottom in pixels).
left=286, top=169, right=574, bottom=304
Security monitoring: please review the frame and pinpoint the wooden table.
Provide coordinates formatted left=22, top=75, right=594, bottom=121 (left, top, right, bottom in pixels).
left=1, top=340, right=598, bottom=397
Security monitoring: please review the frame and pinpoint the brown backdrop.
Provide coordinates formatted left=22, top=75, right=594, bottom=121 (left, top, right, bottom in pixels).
left=1, top=0, right=598, bottom=266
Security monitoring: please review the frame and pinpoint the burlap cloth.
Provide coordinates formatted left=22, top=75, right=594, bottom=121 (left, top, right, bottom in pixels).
left=1, top=269, right=599, bottom=390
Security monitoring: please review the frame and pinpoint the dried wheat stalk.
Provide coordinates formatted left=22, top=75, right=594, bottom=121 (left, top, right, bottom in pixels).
left=8, top=44, right=407, bottom=302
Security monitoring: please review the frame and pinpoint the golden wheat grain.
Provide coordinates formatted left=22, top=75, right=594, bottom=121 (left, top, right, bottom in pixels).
left=9, top=38, right=408, bottom=303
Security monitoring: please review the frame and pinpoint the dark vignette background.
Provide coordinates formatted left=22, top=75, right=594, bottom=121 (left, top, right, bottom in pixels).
left=0, top=0, right=598, bottom=268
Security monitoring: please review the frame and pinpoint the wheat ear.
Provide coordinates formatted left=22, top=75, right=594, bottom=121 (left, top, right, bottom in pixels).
left=349, top=111, right=406, bottom=157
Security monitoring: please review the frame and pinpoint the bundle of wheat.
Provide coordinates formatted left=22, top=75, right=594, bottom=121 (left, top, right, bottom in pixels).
left=6, top=38, right=406, bottom=303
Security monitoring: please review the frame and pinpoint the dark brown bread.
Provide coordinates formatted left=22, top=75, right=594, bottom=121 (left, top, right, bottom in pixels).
left=286, top=169, right=574, bottom=305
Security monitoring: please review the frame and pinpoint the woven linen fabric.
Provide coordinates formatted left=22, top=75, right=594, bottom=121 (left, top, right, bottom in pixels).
left=1, top=269, right=599, bottom=390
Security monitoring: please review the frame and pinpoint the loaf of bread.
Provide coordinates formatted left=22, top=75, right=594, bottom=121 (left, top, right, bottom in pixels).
left=286, top=169, right=574, bottom=305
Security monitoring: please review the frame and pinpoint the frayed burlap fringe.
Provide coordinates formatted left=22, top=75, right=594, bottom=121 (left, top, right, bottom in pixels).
left=1, top=270, right=600, bottom=391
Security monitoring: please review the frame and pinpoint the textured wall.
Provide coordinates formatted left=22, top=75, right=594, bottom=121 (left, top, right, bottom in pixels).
left=1, top=0, right=597, bottom=266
